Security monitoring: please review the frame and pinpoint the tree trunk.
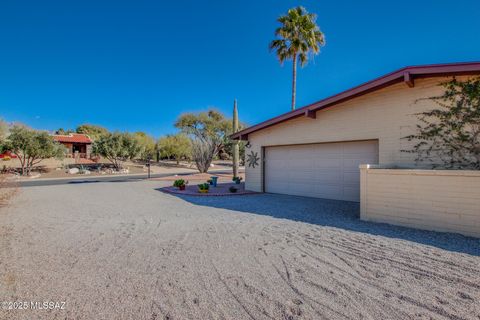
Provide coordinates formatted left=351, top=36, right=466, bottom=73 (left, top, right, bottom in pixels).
left=20, top=154, right=26, bottom=175
left=291, top=54, right=297, bottom=111
left=232, top=99, right=239, bottom=178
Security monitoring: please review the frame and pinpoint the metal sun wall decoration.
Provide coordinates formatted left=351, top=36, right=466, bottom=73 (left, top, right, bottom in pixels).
left=247, top=151, right=260, bottom=168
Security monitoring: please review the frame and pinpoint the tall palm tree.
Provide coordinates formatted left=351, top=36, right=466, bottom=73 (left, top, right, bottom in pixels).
left=269, top=7, right=325, bottom=110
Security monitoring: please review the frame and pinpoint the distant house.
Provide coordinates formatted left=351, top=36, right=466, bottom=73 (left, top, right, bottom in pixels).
left=52, top=133, right=93, bottom=159
left=0, top=151, right=17, bottom=159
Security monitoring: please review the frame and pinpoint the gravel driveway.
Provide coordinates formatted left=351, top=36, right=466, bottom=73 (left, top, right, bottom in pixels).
left=1, top=180, right=479, bottom=319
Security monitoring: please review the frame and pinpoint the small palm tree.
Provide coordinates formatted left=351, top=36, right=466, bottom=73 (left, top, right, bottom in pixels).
left=270, top=7, right=325, bottom=110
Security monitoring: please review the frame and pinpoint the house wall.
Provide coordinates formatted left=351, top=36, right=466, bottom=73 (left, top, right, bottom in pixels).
left=360, top=165, right=480, bottom=238
left=244, top=76, right=472, bottom=192
left=86, top=144, right=92, bottom=158
left=62, top=143, right=73, bottom=154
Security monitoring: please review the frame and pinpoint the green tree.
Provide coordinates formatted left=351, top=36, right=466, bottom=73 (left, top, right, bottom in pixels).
left=92, top=132, right=141, bottom=169
left=134, top=132, right=156, bottom=161
left=0, top=119, right=9, bottom=153
left=55, top=128, right=75, bottom=135
left=0, top=118, right=8, bottom=142
left=76, top=124, right=108, bottom=141
left=269, top=6, right=325, bottom=110
left=5, top=126, right=65, bottom=175
left=404, top=77, right=480, bottom=169
left=175, top=109, right=231, bottom=172
left=157, top=134, right=191, bottom=164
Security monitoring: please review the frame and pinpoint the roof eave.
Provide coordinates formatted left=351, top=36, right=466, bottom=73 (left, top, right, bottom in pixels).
left=231, top=62, right=480, bottom=140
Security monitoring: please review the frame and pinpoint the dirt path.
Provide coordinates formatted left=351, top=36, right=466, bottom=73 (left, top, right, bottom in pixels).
left=0, top=181, right=479, bottom=319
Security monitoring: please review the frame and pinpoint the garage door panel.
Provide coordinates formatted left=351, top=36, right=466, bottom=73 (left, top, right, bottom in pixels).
left=316, top=172, right=343, bottom=183
left=314, top=158, right=343, bottom=168
left=265, top=140, right=378, bottom=202
left=315, top=185, right=343, bottom=199
left=315, top=143, right=342, bottom=152
left=343, top=186, right=360, bottom=202
left=343, top=172, right=361, bottom=184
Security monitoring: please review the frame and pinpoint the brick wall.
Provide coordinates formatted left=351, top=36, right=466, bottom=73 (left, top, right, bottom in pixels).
left=360, top=165, right=480, bottom=238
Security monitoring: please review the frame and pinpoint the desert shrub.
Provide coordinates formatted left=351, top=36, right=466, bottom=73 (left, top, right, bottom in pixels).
left=173, top=179, right=186, bottom=187
left=157, top=134, right=191, bottom=164
left=197, top=183, right=209, bottom=191
left=175, top=109, right=231, bottom=173
left=92, top=132, right=141, bottom=170
left=190, top=137, right=217, bottom=173
left=4, top=126, right=66, bottom=175
left=134, top=132, right=156, bottom=161
left=403, top=77, right=480, bottom=169
left=76, top=124, right=108, bottom=141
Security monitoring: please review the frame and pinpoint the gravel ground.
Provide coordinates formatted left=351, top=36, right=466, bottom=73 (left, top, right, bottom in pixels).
left=0, top=180, right=479, bottom=320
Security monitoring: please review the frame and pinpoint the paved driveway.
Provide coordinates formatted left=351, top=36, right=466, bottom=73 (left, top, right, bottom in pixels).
left=1, top=180, right=479, bottom=319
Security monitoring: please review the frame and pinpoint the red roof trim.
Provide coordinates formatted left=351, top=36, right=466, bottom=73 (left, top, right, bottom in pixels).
left=231, top=62, right=480, bottom=140
left=52, top=133, right=93, bottom=144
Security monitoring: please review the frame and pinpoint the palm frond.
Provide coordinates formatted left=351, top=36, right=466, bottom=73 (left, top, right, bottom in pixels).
left=269, top=6, right=325, bottom=67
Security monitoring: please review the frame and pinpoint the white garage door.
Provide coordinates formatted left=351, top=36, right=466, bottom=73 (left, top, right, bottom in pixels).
left=264, top=140, right=378, bottom=202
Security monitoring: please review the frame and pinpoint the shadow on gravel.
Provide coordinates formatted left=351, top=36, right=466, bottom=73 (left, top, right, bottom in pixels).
left=160, top=191, right=480, bottom=256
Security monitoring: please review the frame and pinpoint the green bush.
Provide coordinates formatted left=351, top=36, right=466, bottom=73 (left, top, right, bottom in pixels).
left=173, top=179, right=186, bottom=187
left=197, top=183, right=210, bottom=191
left=232, top=176, right=243, bottom=183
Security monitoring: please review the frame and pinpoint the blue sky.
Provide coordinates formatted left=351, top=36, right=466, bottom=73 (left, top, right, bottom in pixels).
left=1, top=0, right=479, bottom=137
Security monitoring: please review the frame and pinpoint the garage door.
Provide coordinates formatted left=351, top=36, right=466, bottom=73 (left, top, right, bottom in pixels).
left=264, top=140, right=378, bottom=202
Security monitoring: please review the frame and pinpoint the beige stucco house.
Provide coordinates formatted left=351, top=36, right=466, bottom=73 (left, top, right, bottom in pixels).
left=232, top=62, right=480, bottom=203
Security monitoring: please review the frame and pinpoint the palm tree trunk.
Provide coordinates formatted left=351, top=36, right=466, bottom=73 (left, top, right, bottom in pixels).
left=291, top=54, right=297, bottom=110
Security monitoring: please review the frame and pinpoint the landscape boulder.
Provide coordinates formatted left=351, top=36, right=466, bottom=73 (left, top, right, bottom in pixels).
left=68, top=168, right=79, bottom=174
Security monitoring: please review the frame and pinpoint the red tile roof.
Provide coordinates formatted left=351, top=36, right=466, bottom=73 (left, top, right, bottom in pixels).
left=231, top=61, right=480, bottom=140
left=52, top=133, right=93, bottom=144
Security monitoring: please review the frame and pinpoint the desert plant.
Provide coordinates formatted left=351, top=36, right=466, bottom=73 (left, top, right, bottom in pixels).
left=232, top=176, right=243, bottom=184
left=269, top=6, right=325, bottom=110
left=232, top=99, right=240, bottom=178
left=157, top=133, right=192, bottom=164
left=134, top=132, right=156, bottom=161
left=173, top=179, right=186, bottom=188
left=175, top=109, right=232, bottom=173
left=0, top=118, right=9, bottom=144
left=197, top=183, right=210, bottom=191
left=92, top=132, right=141, bottom=170
left=4, top=126, right=66, bottom=175
left=190, top=137, right=217, bottom=173
left=229, top=186, right=238, bottom=193
left=76, top=124, right=108, bottom=141
left=403, top=77, right=480, bottom=169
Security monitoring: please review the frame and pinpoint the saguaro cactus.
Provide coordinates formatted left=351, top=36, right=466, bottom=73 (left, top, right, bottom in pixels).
left=232, top=99, right=239, bottom=178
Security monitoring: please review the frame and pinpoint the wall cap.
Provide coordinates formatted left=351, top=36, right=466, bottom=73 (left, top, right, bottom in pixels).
left=360, top=164, right=480, bottom=177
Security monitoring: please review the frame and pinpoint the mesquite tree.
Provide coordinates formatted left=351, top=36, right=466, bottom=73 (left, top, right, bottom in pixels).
left=157, top=133, right=192, bottom=164
left=404, top=77, right=480, bottom=169
left=6, top=126, right=66, bottom=175
left=175, top=109, right=231, bottom=173
left=92, top=132, right=140, bottom=169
